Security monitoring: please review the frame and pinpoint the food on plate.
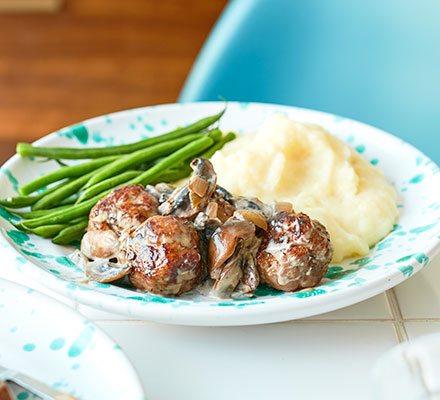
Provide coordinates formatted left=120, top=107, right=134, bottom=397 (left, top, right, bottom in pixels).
left=158, top=157, right=217, bottom=218
left=16, top=108, right=227, bottom=159
left=1, top=107, right=399, bottom=299
left=127, top=215, right=203, bottom=295
left=211, top=114, right=398, bottom=262
left=1, top=109, right=236, bottom=244
left=257, top=211, right=333, bottom=291
left=87, top=184, right=159, bottom=234
left=75, top=158, right=333, bottom=298
left=79, top=184, right=160, bottom=283
left=208, top=218, right=261, bottom=297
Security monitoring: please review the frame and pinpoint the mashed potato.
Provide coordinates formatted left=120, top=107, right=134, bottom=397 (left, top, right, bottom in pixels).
left=211, top=114, right=398, bottom=262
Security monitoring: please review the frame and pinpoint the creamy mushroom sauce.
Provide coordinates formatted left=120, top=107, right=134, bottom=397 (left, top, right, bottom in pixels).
left=74, top=158, right=333, bottom=298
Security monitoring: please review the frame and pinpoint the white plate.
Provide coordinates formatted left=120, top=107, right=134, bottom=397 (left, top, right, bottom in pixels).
left=0, top=102, right=439, bottom=326
left=0, top=278, right=145, bottom=400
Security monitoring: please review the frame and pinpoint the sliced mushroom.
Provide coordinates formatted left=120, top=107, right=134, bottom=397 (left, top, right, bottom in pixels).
left=209, top=220, right=254, bottom=275
left=144, top=184, right=162, bottom=200
left=234, top=238, right=261, bottom=296
left=273, top=201, right=294, bottom=213
left=196, top=217, right=222, bottom=274
left=215, top=186, right=233, bottom=202
left=234, top=209, right=268, bottom=231
left=205, top=201, right=219, bottom=219
left=149, top=182, right=177, bottom=203
left=214, top=248, right=243, bottom=295
left=214, top=197, right=236, bottom=223
left=81, top=230, right=120, bottom=260
left=158, top=158, right=217, bottom=218
left=230, top=196, right=273, bottom=218
left=84, top=260, right=131, bottom=284
left=193, top=199, right=235, bottom=231
left=206, top=186, right=237, bottom=223
left=71, top=249, right=130, bottom=283
left=188, top=175, right=209, bottom=198
left=208, top=219, right=260, bottom=297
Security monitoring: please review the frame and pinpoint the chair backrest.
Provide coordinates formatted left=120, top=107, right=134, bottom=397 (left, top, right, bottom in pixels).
left=179, top=0, right=440, bottom=162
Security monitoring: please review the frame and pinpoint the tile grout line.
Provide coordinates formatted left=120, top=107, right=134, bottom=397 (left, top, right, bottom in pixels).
left=89, top=316, right=440, bottom=324
left=289, top=318, right=392, bottom=323
left=93, top=318, right=394, bottom=325
left=402, top=318, right=440, bottom=322
left=385, top=289, right=408, bottom=343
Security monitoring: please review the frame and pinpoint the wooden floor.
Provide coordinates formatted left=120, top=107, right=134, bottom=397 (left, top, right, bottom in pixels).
left=0, top=0, right=227, bottom=162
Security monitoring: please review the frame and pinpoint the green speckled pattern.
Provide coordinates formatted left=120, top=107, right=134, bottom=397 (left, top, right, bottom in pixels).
left=0, top=102, right=439, bottom=325
left=0, top=279, right=146, bottom=399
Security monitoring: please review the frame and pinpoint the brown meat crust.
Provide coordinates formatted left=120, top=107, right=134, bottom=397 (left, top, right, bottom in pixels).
left=256, top=212, right=333, bottom=291
left=127, top=215, right=203, bottom=296
left=87, top=184, right=159, bottom=235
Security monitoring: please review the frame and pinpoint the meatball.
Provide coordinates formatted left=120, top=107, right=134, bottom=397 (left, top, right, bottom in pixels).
left=256, top=212, right=333, bottom=292
left=126, top=215, right=203, bottom=296
left=87, top=184, right=159, bottom=235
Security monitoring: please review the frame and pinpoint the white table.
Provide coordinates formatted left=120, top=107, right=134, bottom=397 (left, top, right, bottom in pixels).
left=2, top=253, right=440, bottom=400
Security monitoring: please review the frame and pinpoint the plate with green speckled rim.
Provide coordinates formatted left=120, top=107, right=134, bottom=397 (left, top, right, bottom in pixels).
left=0, top=102, right=439, bottom=326
left=0, top=278, right=145, bottom=399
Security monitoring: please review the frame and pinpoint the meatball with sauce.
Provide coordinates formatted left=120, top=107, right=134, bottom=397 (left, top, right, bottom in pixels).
left=79, top=185, right=159, bottom=283
left=87, top=184, right=159, bottom=235
left=82, top=184, right=159, bottom=259
left=127, top=215, right=203, bottom=296
left=256, top=211, right=333, bottom=292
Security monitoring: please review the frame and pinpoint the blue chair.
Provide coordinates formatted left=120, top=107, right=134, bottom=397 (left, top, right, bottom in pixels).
left=179, top=0, right=440, bottom=163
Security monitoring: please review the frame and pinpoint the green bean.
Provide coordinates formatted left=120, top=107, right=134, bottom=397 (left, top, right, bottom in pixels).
left=19, top=155, right=119, bottom=196
left=26, top=215, right=87, bottom=238
left=84, top=133, right=204, bottom=189
left=76, top=135, right=212, bottom=206
left=14, top=204, right=72, bottom=219
left=128, top=136, right=214, bottom=186
left=76, top=170, right=142, bottom=203
left=149, top=131, right=235, bottom=184
left=0, top=179, right=69, bottom=208
left=16, top=108, right=225, bottom=159
left=135, top=129, right=221, bottom=170
left=0, top=195, right=38, bottom=209
left=207, top=128, right=223, bottom=142
left=52, top=218, right=89, bottom=245
left=59, top=196, right=79, bottom=206
left=145, top=131, right=228, bottom=186
left=31, top=167, right=105, bottom=210
left=0, top=194, right=44, bottom=209
left=31, top=224, right=68, bottom=238
left=150, top=165, right=192, bottom=185
left=0, top=196, right=36, bottom=208
left=79, top=133, right=223, bottom=203
left=12, top=221, right=30, bottom=233
left=68, top=137, right=212, bottom=205
left=202, top=131, right=237, bottom=159
left=18, top=192, right=108, bottom=229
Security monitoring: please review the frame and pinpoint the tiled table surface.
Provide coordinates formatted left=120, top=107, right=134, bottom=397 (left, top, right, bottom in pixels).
left=2, top=253, right=440, bottom=400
